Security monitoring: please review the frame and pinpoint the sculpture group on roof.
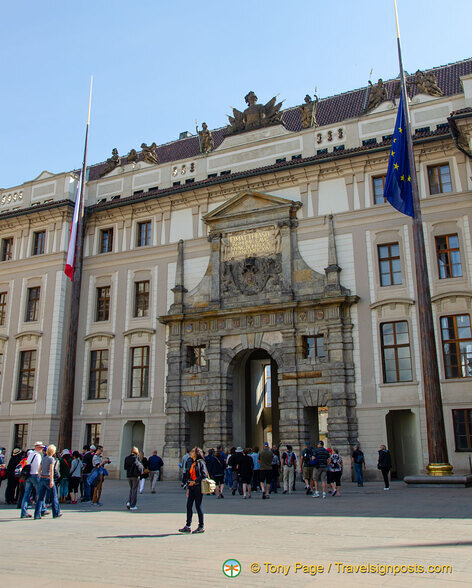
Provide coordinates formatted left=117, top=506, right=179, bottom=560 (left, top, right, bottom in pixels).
left=227, top=91, right=284, bottom=134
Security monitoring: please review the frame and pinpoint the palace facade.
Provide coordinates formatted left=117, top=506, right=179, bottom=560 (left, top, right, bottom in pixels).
left=1, top=59, right=472, bottom=479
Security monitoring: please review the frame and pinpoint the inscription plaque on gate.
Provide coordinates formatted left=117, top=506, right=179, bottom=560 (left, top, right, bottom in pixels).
left=222, top=227, right=281, bottom=261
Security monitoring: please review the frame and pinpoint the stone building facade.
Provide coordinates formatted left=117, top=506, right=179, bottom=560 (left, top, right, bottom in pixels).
left=0, top=59, right=472, bottom=479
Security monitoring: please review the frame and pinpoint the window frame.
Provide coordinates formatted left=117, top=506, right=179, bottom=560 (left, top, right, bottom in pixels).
left=0, top=291, right=7, bottom=326
left=435, top=234, right=462, bottom=279
left=427, top=163, right=452, bottom=195
left=129, top=346, right=150, bottom=398
left=440, top=314, right=472, bottom=379
left=134, top=281, right=150, bottom=318
left=378, top=242, right=402, bottom=287
left=86, top=423, right=101, bottom=447
left=1, top=237, right=13, bottom=261
left=14, top=423, right=29, bottom=451
left=380, top=321, right=413, bottom=383
left=32, top=231, right=46, bottom=256
left=187, top=345, right=207, bottom=367
left=302, top=335, right=326, bottom=360
left=99, top=228, right=114, bottom=254
left=372, top=174, right=387, bottom=205
left=25, top=286, right=41, bottom=322
left=95, top=286, right=110, bottom=322
left=136, top=221, right=151, bottom=247
left=88, top=349, right=108, bottom=400
left=17, top=350, right=37, bottom=400
left=452, top=409, right=472, bottom=452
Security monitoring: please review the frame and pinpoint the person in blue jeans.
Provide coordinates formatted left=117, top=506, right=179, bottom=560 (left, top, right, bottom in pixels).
left=36, top=444, right=61, bottom=519
left=20, top=442, right=48, bottom=519
left=351, top=444, right=366, bottom=487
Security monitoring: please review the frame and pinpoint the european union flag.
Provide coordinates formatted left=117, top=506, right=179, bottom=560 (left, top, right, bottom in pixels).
left=383, top=90, right=414, bottom=217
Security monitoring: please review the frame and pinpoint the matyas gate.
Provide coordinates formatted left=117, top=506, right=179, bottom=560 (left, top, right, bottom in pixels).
left=1, top=58, right=472, bottom=480
left=161, top=190, right=358, bottom=464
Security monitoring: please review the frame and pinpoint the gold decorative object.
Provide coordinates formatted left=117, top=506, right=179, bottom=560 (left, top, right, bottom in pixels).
left=298, top=94, right=319, bottom=129
left=227, top=91, right=284, bottom=134
left=198, top=122, right=214, bottom=153
left=426, top=463, right=454, bottom=476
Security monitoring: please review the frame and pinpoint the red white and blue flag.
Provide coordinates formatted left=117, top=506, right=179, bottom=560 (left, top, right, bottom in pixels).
left=64, top=175, right=83, bottom=280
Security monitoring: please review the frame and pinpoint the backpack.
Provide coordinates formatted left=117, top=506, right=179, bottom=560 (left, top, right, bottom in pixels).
left=302, top=448, right=313, bottom=466
left=284, top=452, right=295, bottom=466
left=20, top=453, right=38, bottom=481
left=14, top=462, right=24, bottom=478
left=330, top=454, right=342, bottom=472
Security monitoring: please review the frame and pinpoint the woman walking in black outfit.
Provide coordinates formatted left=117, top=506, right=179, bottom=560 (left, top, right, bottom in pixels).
left=179, top=447, right=208, bottom=534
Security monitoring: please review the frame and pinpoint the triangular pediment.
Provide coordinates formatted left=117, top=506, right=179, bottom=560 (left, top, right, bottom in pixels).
left=203, top=190, right=298, bottom=223
left=33, top=170, right=55, bottom=181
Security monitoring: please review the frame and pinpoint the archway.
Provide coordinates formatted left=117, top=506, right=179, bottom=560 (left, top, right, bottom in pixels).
left=120, top=420, right=145, bottom=477
left=231, top=349, right=279, bottom=449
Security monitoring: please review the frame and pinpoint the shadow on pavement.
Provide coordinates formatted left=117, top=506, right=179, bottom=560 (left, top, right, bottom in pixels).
left=97, top=533, right=182, bottom=539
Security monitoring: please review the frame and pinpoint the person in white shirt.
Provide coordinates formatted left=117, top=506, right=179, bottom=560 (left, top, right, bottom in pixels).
left=20, top=442, right=49, bottom=519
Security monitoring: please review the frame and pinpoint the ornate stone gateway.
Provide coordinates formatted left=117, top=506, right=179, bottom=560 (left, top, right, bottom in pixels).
left=160, top=190, right=359, bottom=463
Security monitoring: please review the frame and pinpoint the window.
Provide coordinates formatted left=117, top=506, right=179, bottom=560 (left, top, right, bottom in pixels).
left=88, top=350, right=108, bottom=399
left=32, top=231, right=46, bottom=255
left=263, top=364, right=272, bottom=408
left=333, top=145, right=345, bottom=152
left=187, top=345, right=206, bottom=367
left=436, top=234, right=462, bottom=279
left=95, top=286, right=110, bottom=322
left=452, top=409, right=472, bottom=451
left=25, top=287, right=41, bottom=322
left=291, top=154, right=302, bottom=160
left=362, top=138, right=377, bottom=146
left=134, top=281, right=149, bottom=317
left=17, top=350, right=37, bottom=400
left=440, top=315, right=472, bottom=379
left=185, top=178, right=195, bottom=184
left=373, top=175, right=387, bottom=205
left=317, top=148, right=328, bottom=154
left=276, top=158, right=286, bottom=163
left=1, top=237, right=13, bottom=261
left=207, top=173, right=217, bottom=179
left=173, top=181, right=181, bottom=186
left=378, top=243, right=402, bottom=286
left=99, top=228, right=113, bottom=253
left=0, top=291, right=6, bottom=326
left=428, top=164, right=452, bottom=195
left=303, top=335, right=326, bottom=360
left=14, top=424, right=28, bottom=451
left=129, top=346, right=149, bottom=398
left=380, top=321, right=412, bottom=383
left=220, top=170, right=231, bottom=176
left=137, top=221, right=151, bottom=247
left=86, top=423, right=101, bottom=447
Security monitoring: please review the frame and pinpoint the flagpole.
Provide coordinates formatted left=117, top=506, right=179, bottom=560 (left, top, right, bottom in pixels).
left=393, top=1, right=452, bottom=475
left=58, top=77, right=93, bottom=451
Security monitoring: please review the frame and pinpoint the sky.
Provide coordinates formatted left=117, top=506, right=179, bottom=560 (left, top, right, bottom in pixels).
left=1, top=0, right=471, bottom=189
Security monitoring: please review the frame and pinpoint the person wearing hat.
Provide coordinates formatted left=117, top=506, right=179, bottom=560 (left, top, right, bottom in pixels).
left=5, top=448, right=24, bottom=504
left=20, top=442, right=49, bottom=519
left=258, top=442, right=273, bottom=499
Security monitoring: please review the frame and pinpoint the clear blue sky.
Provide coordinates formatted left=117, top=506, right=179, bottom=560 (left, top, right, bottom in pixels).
left=1, top=0, right=470, bottom=189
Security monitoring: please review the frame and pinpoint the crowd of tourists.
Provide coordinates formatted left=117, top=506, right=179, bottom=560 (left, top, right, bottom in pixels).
left=0, top=443, right=164, bottom=518
left=0, top=440, right=391, bottom=534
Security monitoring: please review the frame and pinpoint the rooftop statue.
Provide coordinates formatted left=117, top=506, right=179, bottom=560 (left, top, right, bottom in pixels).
left=141, top=142, right=159, bottom=164
left=298, top=94, right=319, bottom=128
left=199, top=122, right=214, bottom=153
left=415, top=70, right=443, bottom=97
left=126, top=148, right=138, bottom=164
left=100, top=148, right=121, bottom=177
left=365, top=79, right=388, bottom=113
left=227, top=91, right=284, bottom=134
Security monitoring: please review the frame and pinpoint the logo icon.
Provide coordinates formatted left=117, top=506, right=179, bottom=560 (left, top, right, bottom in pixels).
left=223, top=559, right=241, bottom=578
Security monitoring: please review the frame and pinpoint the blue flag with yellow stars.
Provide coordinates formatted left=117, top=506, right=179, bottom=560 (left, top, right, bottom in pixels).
left=383, top=89, right=414, bottom=217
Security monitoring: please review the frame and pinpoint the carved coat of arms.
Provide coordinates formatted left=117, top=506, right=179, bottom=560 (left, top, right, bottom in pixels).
left=222, top=255, right=282, bottom=296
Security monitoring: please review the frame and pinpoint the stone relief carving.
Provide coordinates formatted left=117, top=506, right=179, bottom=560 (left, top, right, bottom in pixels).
left=298, top=94, right=319, bottom=129
left=227, top=91, right=284, bottom=134
left=198, top=122, right=214, bottom=153
left=414, top=70, right=443, bottom=97
left=126, top=148, right=138, bottom=164
left=222, top=254, right=282, bottom=296
left=100, top=148, right=121, bottom=177
left=141, top=142, right=159, bottom=164
left=365, top=79, right=388, bottom=112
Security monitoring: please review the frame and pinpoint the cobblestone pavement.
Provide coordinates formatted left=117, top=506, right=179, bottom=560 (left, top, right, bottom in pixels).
left=0, top=479, right=471, bottom=587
